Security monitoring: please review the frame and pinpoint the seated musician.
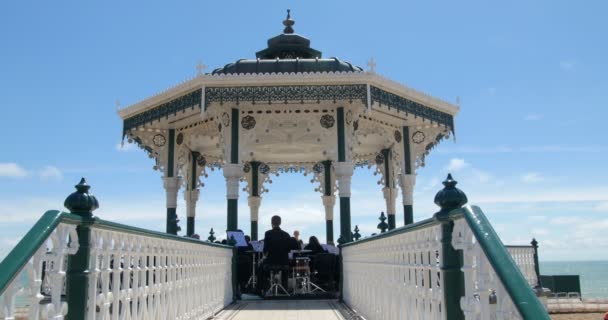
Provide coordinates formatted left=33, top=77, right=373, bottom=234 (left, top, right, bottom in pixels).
left=303, top=236, right=327, bottom=255
left=258, top=215, right=291, bottom=293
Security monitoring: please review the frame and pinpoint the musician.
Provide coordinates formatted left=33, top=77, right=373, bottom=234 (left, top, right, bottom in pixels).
left=263, top=215, right=292, bottom=266
left=303, top=236, right=327, bottom=255
left=258, top=215, right=291, bottom=293
left=291, top=230, right=304, bottom=250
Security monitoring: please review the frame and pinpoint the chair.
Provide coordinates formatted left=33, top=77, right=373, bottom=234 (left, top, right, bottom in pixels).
left=264, top=264, right=290, bottom=297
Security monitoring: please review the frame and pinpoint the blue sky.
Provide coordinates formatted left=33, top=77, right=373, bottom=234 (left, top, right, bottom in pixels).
left=0, top=1, right=607, bottom=261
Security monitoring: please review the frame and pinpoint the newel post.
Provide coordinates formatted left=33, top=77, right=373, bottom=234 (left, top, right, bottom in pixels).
left=531, top=238, right=543, bottom=289
left=434, top=174, right=467, bottom=320
left=65, top=178, right=99, bottom=320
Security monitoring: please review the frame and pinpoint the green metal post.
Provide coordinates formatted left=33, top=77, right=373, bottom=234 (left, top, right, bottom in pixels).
left=434, top=174, right=467, bottom=320
left=339, top=197, right=352, bottom=242
left=226, top=108, right=240, bottom=232
left=336, top=108, right=352, bottom=243
left=531, top=238, right=542, bottom=289
left=323, top=160, right=334, bottom=244
left=251, top=220, right=258, bottom=241
left=227, top=199, right=238, bottom=231
left=402, top=126, right=414, bottom=226
left=64, top=178, right=99, bottom=320
left=187, top=217, right=195, bottom=236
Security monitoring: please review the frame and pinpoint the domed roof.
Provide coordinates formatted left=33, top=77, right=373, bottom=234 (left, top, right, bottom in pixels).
left=212, top=10, right=363, bottom=75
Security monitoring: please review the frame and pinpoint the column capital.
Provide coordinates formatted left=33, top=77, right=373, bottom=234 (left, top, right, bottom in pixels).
left=334, top=162, right=354, bottom=198
left=163, top=176, right=182, bottom=190
left=163, top=176, right=182, bottom=208
left=334, top=162, right=354, bottom=177
left=401, top=173, right=416, bottom=205
left=223, top=163, right=244, bottom=178
left=322, top=195, right=336, bottom=220
left=223, top=164, right=243, bottom=199
left=184, top=189, right=200, bottom=218
left=248, top=196, right=262, bottom=221
left=383, top=186, right=398, bottom=215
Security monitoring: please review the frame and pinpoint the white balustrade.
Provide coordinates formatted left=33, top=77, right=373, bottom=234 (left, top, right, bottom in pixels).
left=452, top=218, right=522, bottom=320
left=87, top=226, right=233, bottom=320
left=341, top=223, right=443, bottom=320
left=506, top=246, right=537, bottom=288
left=0, top=223, right=79, bottom=320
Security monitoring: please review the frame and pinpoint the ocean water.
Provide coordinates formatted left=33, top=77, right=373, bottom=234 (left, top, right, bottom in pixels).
left=540, top=260, right=608, bottom=298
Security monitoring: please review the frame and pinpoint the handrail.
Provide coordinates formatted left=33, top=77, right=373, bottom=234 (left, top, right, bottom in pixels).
left=0, top=210, right=83, bottom=296
left=340, top=216, right=440, bottom=248
left=456, top=205, right=550, bottom=320
left=93, top=218, right=232, bottom=249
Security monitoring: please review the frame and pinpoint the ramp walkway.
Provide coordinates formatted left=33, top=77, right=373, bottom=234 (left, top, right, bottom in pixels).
left=215, top=300, right=356, bottom=320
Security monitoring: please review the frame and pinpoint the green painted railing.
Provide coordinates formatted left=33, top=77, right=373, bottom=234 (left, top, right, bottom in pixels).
left=0, top=210, right=82, bottom=296
left=455, top=205, right=550, bottom=320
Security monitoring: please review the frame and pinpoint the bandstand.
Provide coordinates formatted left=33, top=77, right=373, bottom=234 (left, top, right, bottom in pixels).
left=118, top=11, right=459, bottom=243
left=0, top=11, right=552, bottom=320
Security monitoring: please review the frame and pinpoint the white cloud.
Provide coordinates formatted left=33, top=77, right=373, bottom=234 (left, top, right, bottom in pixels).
left=593, top=202, right=608, bottom=212
left=531, top=228, right=549, bottom=236
left=524, top=114, right=543, bottom=121
left=39, top=166, right=62, bottom=181
left=116, top=142, right=136, bottom=152
left=0, top=163, right=29, bottom=178
left=471, top=169, right=492, bottom=183
left=446, top=158, right=469, bottom=173
left=521, top=172, right=543, bottom=184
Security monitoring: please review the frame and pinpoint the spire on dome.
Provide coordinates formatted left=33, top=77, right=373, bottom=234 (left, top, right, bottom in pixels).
left=283, top=9, right=295, bottom=34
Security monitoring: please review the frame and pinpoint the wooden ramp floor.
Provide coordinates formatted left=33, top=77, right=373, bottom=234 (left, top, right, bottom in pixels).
left=215, top=299, right=357, bottom=320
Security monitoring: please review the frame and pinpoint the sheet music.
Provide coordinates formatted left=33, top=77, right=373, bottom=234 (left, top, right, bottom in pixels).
left=249, top=240, right=264, bottom=252
left=321, top=244, right=339, bottom=255
left=226, top=231, right=248, bottom=247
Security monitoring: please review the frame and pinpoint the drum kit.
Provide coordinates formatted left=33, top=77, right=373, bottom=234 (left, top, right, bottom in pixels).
left=245, top=249, right=326, bottom=296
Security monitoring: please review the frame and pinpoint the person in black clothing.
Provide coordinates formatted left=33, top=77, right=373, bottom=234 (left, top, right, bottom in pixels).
left=291, top=230, right=304, bottom=250
left=258, top=215, right=292, bottom=294
left=262, top=215, right=292, bottom=266
left=304, top=236, right=327, bottom=255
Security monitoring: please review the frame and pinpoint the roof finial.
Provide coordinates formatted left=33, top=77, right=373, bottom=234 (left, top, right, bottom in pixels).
left=283, top=9, right=295, bottom=34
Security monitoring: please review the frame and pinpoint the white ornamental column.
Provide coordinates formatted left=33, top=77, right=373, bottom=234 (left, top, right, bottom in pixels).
left=163, top=176, right=182, bottom=234
left=184, top=189, right=200, bottom=236
left=322, top=195, right=336, bottom=244
left=248, top=196, right=261, bottom=240
left=334, top=161, right=354, bottom=243
left=383, top=186, right=397, bottom=216
left=224, top=163, right=243, bottom=231
left=401, top=174, right=416, bottom=225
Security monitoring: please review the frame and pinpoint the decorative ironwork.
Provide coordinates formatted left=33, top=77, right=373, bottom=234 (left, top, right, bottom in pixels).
left=196, top=154, right=207, bottom=167
left=345, top=110, right=353, bottom=125
left=313, top=162, right=324, bottom=174
left=241, top=115, right=256, bottom=130
left=320, top=114, right=335, bottom=129
left=153, top=134, right=166, bottom=147
left=243, top=162, right=251, bottom=173
left=412, top=131, right=425, bottom=144
left=176, top=132, right=184, bottom=145
left=204, top=84, right=367, bottom=107
left=394, top=130, right=402, bottom=143
left=221, top=112, right=230, bottom=127
left=375, top=153, right=385, bottom=165
left=370, top=86, right=454, bottom=131
left=123, top=89, right=202, bottom=136
left=259, top=163, right=270, bottom=174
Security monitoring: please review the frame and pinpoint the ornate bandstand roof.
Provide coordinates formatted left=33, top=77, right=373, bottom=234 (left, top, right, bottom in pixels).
left=212, top=11, right=362, bottom=75
left=117, top=10, right=460, bottom=187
